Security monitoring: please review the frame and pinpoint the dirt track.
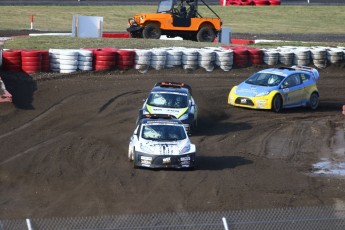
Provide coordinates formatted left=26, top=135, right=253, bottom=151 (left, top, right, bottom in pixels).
left=1, top=64, right=345, bottom=219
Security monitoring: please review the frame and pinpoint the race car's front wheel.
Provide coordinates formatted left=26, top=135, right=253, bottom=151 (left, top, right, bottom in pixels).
left=271, top=95, right=282, bottom=113
left=309, top=92, right=319, bottom=110
left=142, top=23, right=161, bottom=39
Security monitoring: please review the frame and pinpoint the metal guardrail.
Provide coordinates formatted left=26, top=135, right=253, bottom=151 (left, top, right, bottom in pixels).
left=1, top=206, right=345, bottom=230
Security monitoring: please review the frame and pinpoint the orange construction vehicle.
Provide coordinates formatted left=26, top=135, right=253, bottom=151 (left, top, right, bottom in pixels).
left=126, top=0, right=222, bottom=42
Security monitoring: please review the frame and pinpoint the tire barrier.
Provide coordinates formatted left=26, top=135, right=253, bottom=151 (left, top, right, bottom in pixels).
left=150, top=48, right=167, bottom=70
left=78, top=49, right=94, bottom=71
left=214, top=48, right=233, bottom=71
left=222, top=0, right=280, bottom=6
left=327, top=48, right=344, bottom=65
left=2, top=49, right=22, bottom=71
left=262, top=49, right=279, bottom=65
left=166, top=48, right=183, bottom=68
left=277, top=48, right=294, bottom=66
left=117, top=49, right=135, bottom=70
left=232, top=47, right=249, bottom=68
left=40, top=50, right=50, bottom=72
left=21, top=50, right=42, bottom=74
left=1, top=46, right=345, bottom=75
left=293, top=48, right=311, bottom=66
left=310, top=47, right=327, bottom=69
left=94, top=48, right=117, bottom=71
left=182, top=49, right=199, bottom=71
left=198, top=49, right=216, bottom=72
left=247, top=48, right=263, bottom=65
left=59, top=49, right=79, bottom=74
left=134, top=49, right=152, bottom=73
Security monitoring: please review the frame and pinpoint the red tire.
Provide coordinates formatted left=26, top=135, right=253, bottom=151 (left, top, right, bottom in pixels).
left=22, top=56, right=41, bottom=62
left=3, top=57, right=22, bottom=65
left=253, top=0, right=269, bottom=5
left=95, top=55, right=116, bottom=61
left=2, top=50, right=21, bottom=58
left=269, top=0, right=281, bottom=5
left=21, top=50, right=42, bottom=57
left=22, top=61, right=41, bottom=67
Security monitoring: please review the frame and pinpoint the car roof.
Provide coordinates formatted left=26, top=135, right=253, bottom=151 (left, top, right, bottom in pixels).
left=260, top=66, right=313, bottom=77
left=151, top=86, right=189, bottom=94
left=139, top=115, right=184, bottom=125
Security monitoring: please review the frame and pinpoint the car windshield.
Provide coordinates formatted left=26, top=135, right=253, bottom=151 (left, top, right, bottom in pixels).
left=147, top=92, right=188, bottom=108
left=245, top=73, right=285, bottom=87
left=157, top=0, right=173, bottom=13
left=141, top=124, right=187, bottom=141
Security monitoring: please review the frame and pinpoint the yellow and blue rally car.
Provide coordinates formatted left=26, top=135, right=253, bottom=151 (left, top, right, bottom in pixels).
left=228, top=66, right=320, bottom=112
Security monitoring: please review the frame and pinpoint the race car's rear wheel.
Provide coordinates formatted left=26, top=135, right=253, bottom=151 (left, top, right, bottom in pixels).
left=309, top=92, right=319, bottom=110
left=196, top=27, right=215, bottom=42
left=142, top=23, right=161, bottom=39
left=271, top=94, right=283, bottom=112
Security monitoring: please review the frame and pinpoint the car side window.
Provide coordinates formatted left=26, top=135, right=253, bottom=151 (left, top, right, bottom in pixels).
left=283, top=74, right=301, bottom=88
left=300, top=73, right=310, bottom=82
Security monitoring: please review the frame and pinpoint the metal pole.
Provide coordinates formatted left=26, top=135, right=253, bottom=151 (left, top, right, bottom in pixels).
left=26, top=218, right=33, bottom=230
left=222, top=217, right=229, bottom=230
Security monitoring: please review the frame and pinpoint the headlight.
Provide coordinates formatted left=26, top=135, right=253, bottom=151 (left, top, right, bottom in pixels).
left=139, top=143, right=152, bottom=154
left=179, top=114, right=188, bottom=120
left=180, top=145, right=190, bottom=154
left=143, top=110, right=149, bottom=115
left=256, top=91, right=270, bottom=97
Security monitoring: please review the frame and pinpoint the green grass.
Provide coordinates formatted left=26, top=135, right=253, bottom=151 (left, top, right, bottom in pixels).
left=1, top=5, right=344, bottom=49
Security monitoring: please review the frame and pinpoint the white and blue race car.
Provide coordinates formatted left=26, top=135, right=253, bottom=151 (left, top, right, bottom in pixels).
left=138, top=81, right=197, bottom=134
left=128, top=115, right=196, bottom=169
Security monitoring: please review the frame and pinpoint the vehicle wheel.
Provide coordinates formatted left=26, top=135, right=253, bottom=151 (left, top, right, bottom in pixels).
left=142, top=23, right=161, bottom=39
left=130, top=30, right=143, bottom=38
left=271, top=95, right=283, bottom=112
left=128, top=148, right=133, bottom=162
left=133, top=152, right=138, bottom=169
left=309, top=92, right=319, bottom=110
left=196, top=27, right=215, bottom=42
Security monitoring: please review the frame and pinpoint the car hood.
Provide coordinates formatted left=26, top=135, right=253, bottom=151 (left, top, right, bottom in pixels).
left=140, top=139, right=190, bottom=155
left=146, top=104, right=188, bottom=119
left=235, top=82, right=277, bottom=97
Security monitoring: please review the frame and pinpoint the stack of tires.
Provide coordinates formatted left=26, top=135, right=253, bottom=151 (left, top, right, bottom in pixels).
left=150, top=48, right=167, bottom=70
left=134, top=49, right=152, bottom=73
left=232, top=47, right=249, bottom=68
left=327, top=48, right=344, bottom=65
left=222, top=0, right=280, bottom=6
left=293, top=48, right=311, bottom=66
left=198, top=49, right=216, bottom=72
left=94, top=48, right=117, bottom=71
left=310, top=47, right=327, bottom=69
left=78, top=50, right=94, bottom=71
left=2, top=50, right=22, bottom=71
left=59, top=50, right=79, bottom=74
left=21, top=50, right=42, bottom=74
left=247, top=48, right=263, bottom=65
left=182, top=49, right=199, bottom=70
left=277, top=47, right=294, bottom=66
left=117, top=49, right=135, bottom=70
left=215, top=48, right=233, bottom=71
left=40, top=50, right=50, bottom=72
left=262, top=48, right=279, bottom=65
left=165, top=48, right=183, bottom=68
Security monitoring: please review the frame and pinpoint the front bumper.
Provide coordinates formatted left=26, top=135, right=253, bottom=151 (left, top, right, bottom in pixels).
left=134, top=151, right=196, bottom=169
left=228, top=88, right=273, bottom=110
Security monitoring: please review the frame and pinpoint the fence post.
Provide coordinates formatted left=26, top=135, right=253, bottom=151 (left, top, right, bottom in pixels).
left=26, top=219, right=33, bottom=230
left=222, top=217, right=229, bottom=230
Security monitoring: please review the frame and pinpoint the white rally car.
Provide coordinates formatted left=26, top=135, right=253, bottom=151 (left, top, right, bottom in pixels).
left=128, top=115, right=196, bottom=169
